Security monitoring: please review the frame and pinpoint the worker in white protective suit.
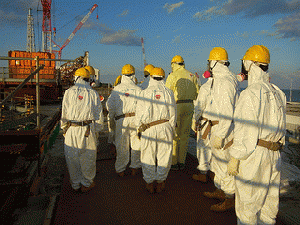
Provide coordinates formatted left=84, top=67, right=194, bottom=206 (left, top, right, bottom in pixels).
left=85, top=65, right=97, bottom=87
left=135, top=67, right=177, bottom=193
left=165, top=55, right=199, bottom=170
left=192, top=47, right=239, bottom=211
left=140, top=64, right=155, bottom=90
left=229, top=45, right=286, bottom=225
left=61, top=67, right=104, bottom=193
left=106, top=64, right=142, bottom=177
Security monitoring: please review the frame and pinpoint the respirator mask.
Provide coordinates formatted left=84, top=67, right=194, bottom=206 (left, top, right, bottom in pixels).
left=236, top=62, right=249, bottom=82
left=203, top=61, right=217, bottom=78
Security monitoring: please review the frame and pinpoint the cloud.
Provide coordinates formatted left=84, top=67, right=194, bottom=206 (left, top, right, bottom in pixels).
left=193, top=6, right=223, bottom=21
left=273, top=12, right=300, bottom=40
left=0, top=0, right=39, bottom=26
left=222, top=0, right=300, bottom=18
left=117, top=9, right=129, bottom=17
left=172, top=35, right=181, bottom=43
left=95, top=23, right=141, bottom=46
left=0, top=10, right=26, bottom=27
left=173, top=27, right=183, bottom=32
left=193, top=0, right=300, bottom=40
left=100, top=30, right=141, bottom=46
left=237, top=31, right=250, bottom=39
left=163, top=1, right=184, bottom=14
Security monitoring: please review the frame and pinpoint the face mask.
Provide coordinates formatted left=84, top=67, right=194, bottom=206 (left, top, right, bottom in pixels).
left=236, top=61, right=248, bottom=82
left=236, top=73, right=248, bottom=82
left=203, top=61, right=217, bottom=79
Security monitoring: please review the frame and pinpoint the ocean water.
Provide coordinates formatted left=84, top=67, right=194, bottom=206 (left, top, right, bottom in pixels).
left=240, top=88, right=300, bottom=102
left=282, top=89, right=300, bottom=102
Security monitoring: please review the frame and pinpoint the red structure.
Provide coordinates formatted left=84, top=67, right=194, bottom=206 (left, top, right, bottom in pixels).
left=41, top=0, right=52, bottom=33
left=52, top=4, right=98, bottom=59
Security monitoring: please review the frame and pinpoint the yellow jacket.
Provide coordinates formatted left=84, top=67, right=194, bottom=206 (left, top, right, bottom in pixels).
left=165, top=67, right=199, bottom=101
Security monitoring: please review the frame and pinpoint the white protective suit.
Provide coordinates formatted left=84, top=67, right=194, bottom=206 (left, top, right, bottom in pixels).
left=61, top=77, right=104, bottom=189
left=230, top=61, right=286, bottom=225
left=193, top=62, right=239, bottom=195
left=135, top=77, right=177, bottom=184
left=106, top=75, right=142, bottom=173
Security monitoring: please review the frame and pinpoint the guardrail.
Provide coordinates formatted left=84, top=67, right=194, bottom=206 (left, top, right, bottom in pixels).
left=0, top=56, right=75, bottom=130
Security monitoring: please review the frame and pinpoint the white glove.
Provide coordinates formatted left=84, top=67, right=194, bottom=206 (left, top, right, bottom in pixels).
left=227, top=157, right=240, bottom=176
left=210, top=134, right=223, bottom=149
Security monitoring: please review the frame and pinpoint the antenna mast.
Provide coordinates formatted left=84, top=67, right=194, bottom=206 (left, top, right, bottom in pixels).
left=27, top=8, right=35, bottom=52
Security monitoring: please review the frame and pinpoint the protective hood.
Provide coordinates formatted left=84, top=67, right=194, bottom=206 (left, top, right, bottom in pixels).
left=244, top=60, right=269, bottom=86
left=74, top=76, right=92, bottom=88
left=148, top=76, right=164, bottom=87
left=171, top=63, right=185, bottom=72
left=211, top=61, right=233, bottom=79
left=122, top=74, right=136, bottom=84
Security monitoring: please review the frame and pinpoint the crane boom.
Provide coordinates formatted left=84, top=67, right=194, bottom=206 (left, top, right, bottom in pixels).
left=58, top=4, right=98, bottom=57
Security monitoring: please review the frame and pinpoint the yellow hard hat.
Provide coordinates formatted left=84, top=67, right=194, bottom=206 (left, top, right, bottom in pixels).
left=242, top=45, right=270, bottom=64
left=114, top=75, right=122, bottom=86
left=171, top=55, right=184, bottom=64
left=122, top=64, right=135, bottom=75
left=151, top=67, right=165, bottom=78
left=75, top=67, right=90, bottom=79
left=144, top=64, right=155, bottom=76
left=208, top=47, right=228, bottom=61
left=85, top=66, right=95, bottom=75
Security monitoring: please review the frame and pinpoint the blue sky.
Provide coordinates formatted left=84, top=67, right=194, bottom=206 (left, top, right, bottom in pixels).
left=0, top=0, right=300, bottom=89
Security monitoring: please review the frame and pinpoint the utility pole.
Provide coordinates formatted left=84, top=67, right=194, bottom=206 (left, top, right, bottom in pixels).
left=27, top=8, right=35, bottom=52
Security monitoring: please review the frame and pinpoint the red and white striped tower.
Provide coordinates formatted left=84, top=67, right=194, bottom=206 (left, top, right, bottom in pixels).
left=141, top=37, right=147, bottom=68
left=41, top=0, right=52, bottom=52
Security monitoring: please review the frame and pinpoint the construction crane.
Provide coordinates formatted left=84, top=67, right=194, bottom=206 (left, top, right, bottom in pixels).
left=52, top=4, right=98, bottom=59
left=41, top=0, right=52, bottom=52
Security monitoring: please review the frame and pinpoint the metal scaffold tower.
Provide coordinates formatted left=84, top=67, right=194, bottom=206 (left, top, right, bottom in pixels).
left=27, top=8, right=35, bottom=52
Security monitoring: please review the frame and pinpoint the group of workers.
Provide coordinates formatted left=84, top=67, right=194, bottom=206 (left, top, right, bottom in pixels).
left=61, top=45, right=286, bottom=225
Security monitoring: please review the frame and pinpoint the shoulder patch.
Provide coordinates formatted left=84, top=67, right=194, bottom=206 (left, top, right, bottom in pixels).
left=78, top=95, right=83, bottom=100
left=155, top=95, right=161, bottom=100
left=190, top=74, right=193, bottom=77
left=125, top=93, right=130, bottom=97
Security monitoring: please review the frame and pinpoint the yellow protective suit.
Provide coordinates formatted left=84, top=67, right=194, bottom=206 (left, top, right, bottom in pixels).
left=165, top=64, right=199, bottom=167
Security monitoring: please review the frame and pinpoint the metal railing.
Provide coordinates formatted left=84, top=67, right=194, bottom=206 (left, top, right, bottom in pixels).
left=0, top=56, right=75, bottom=131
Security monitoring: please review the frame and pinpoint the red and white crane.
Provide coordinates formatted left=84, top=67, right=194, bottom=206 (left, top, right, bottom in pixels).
left=52, top=4, right=98, bottom=59
left=41, top=0, right=52, bottom=52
